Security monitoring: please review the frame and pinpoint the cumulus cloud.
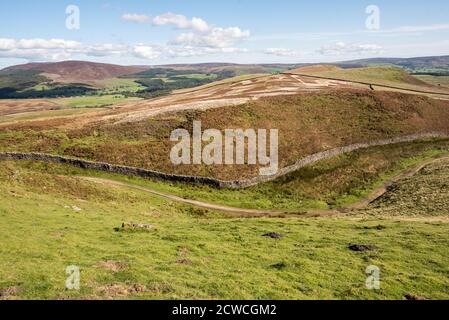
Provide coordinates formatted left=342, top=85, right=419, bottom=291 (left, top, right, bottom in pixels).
left=121, top=13, right=150, bottom=23
left=132, top=44, right=249, bottom=60
left=0, top=38, right=81, bottom=51
left=0, top=31, right=251, bottom=63
left=84, top=44, right=129, bottom=57
left=318, top=42, right=383, bottom=56
left=153, top=12, right=250, bottom=50
left=264, top=48, right=300, bottom=57
left=153, top=13, right=210, bottom=32
left=173, top=27, right=250, bottom=48
left=132, top=45, right=163, bottom=60
left=0, top=38, right=128, bottom=61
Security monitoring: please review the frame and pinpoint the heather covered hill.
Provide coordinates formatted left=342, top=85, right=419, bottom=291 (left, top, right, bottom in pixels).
left=2, top=90, right=449, bottom=180
left=2, top=60, right=150, bottom=82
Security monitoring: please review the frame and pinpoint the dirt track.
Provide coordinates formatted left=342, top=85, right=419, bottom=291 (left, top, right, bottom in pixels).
left=81, top=176, right=322, bottom=218
left=80, top=154, right=449, bottom=217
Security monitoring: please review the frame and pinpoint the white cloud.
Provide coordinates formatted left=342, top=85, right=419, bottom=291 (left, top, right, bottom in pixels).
left=84, top=44, right=129, bottom=57
left=132, top=44, right=249, bottom=60
left=318, top=42, right=383, bottom=56
left=132, top=45, right=163, bottom=60
left=0, top=39, right=17, bottom=51
left=0, top=38, right=128, bottom=61
left=0, top=38, right=82, bottom=51
left=0, top=38, right=83, bottom=60
left=0, top=36, right=252, bottom=62
left=173, top=27, right=250, bottom=48
left=264, top=48, right=299, bottom=57
left=0, top=48, right=72, bottom=61
left=121, top=13, right=150, bottom=23
left=153, top=12, right=250, bottom=50
left=153, top=13, right=210, bottom=32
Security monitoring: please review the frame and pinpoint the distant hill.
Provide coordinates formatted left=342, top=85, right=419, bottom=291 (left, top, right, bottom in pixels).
left=152, top=63, right=296, bottom=75
left=1, top=57, right=448, bottom=99
left=2, top=61, right=150, bottom=82
left=0, top=61, right=297, bottom=99
left=288, top=65, right=433, bottom=89
left=342, top=55, right=449, bottom=68
left=1, top=61, right=295, bottom=82
left=339, top=55, right=449, bottom=75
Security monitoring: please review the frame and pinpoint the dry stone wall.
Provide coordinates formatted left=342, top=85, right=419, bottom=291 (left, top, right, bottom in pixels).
left=1, top=132, right=448, bottom=189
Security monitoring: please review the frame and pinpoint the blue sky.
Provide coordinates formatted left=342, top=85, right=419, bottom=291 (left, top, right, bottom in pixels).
left=1, top=0, right=449, bottom=68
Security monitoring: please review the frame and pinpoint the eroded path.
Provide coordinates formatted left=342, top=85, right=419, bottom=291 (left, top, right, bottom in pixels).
left=81, top=154, right=449, bottom=217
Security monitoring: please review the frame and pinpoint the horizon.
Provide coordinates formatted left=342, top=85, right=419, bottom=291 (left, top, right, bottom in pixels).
left=3, top=54, right=449, bottom=71
left=1, top=0, right=449, bottom=69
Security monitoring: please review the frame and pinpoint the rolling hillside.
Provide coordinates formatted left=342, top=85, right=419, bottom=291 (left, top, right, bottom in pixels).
left=2, top=61, right=149, bottom=82
left=341, top=55, right=449, bottom=70
left=2, top=89, right=449, bottom=180
left=2, top=58, right=449, bottom=301
left=287, top=65, right=446, bottom=93
left=1, top=156, right=448, bottom=299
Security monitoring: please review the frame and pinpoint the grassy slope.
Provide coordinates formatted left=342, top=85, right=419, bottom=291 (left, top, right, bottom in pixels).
left=0, top=108, right=106, bottom=124
left=293, top=66, right=449, bottom=93
left=54, top=95, right=141, bottom=108
left=0, top=95, right=141, bottom=125
left=92, top=78, right=146, bottom=93
left=2, top=91, right=449, bottom=180
left=0, top=159, right=448, bottom=300
left=14, top=139, right=447, bottom=212
left=134, top=140, right=449, bottom=211
left=365, top=158, right=449, bottom=217
left=172, top=74, right=269, bottom=93
left=416, top=75, right=449, bottom=89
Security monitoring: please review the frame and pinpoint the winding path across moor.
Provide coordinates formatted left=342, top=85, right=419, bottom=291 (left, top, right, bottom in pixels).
left=1, top=136, right=448, bottom=217
left=80, top=154, right=449, bottom=217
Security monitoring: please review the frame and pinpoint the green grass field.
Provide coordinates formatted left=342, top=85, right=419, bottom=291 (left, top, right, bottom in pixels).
left=10, top=138, right=447, bottom=213
left=0, top=108, right=107, bottom=124
left=298, top=66, right=449, bottom=94
left=93, top=78, right=147, bottom=94
left=416, top=75, right=449, bottom=89
left=1, top=155, right=448, bottom=300
left=55, top=95, right=141, bottom=109
left=1, top=67, right=449, bottom=300
left=0, top=95, right=142, bottom=125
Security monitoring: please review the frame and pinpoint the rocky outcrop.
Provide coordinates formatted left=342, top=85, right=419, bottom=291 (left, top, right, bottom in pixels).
left=1, top=132, right=448, bottom=189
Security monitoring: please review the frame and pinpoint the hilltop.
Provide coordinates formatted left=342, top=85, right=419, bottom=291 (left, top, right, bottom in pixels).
left=290, top=65, right=431, bottom=86
left=2, top=60, right=149, bottom=82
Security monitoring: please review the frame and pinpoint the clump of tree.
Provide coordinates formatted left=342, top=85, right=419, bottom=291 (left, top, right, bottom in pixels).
left=127, top=69, right=236, bottom=99
left=0, top=85, right=96, bottom=99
